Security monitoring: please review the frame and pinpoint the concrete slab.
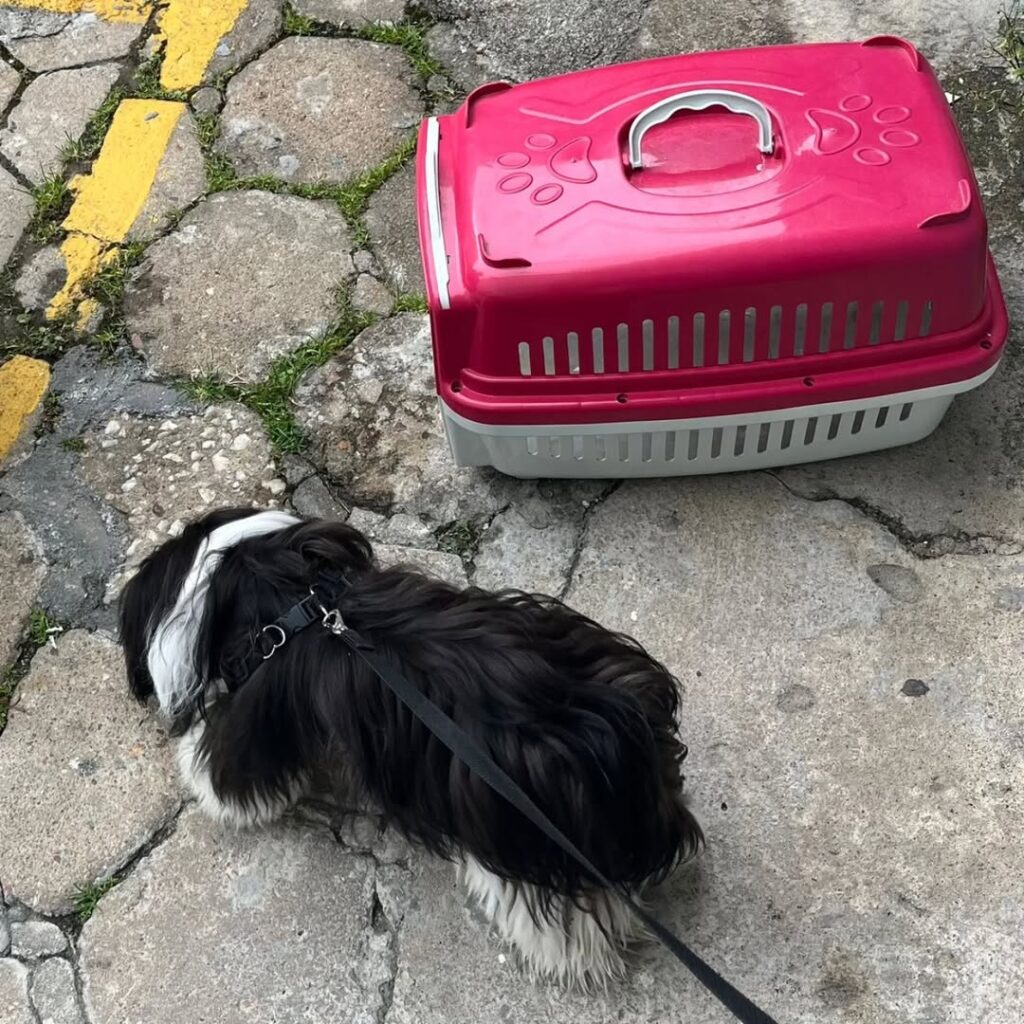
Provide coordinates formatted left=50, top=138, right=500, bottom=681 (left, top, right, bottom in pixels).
left=79, top=812, right=393, bottom=1024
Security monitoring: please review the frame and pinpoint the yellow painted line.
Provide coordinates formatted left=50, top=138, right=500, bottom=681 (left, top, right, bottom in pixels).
left=64, top=100, right=185, bottom=242
left=0, top=356, right=50, bottom=463
left=47, top=234, right=116, bottom=321
left=157, top=0, right=250, bottom=91
left=0, top=0, right=151, bottom=24
left=31, top=0, right=253, bottom=321
left=48, top=99, right=185, bottom=321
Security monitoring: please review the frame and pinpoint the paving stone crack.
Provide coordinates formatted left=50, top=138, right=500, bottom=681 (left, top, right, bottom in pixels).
left=369, top=880, right=398, bottom=1024
left=559, top=479, right=622, bottom=599
left=763, top=469, right=1024, bottom=559
left=62, top=797, right=187, bottom=941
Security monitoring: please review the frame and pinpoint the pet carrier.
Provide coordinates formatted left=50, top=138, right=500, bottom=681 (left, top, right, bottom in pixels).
left=415, top=37, right=1007, bottom=478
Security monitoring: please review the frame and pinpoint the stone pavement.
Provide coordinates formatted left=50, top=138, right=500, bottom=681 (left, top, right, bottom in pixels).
left=1, top=1, right=1022, bottom=1022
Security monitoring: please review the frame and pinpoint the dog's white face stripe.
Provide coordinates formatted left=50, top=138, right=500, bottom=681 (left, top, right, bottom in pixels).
left=146, top=510, right=300, bottom=713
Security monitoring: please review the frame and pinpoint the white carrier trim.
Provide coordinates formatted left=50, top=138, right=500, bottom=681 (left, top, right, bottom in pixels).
left=424, top=117, right=451, bottom=310
left=440, top=364, right=998, bottom=478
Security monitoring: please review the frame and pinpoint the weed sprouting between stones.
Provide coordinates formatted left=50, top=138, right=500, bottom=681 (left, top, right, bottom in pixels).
left=181, top=300, right=378, bottom=454
left=73, top=877, right=119, bottom=924
left=998, top=3, right=1024, bottom=84
left=392, top=293, right=428, bottom=313
left=436, top=520, right=481, bottom=560
left=27, top=175, right=73, bottom=244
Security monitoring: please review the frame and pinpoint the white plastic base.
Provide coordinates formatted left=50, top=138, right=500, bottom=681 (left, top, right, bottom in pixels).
left=441, top=367, right=997, bottom=478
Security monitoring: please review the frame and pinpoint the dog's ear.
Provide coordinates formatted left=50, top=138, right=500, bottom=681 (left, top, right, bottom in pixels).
left=118, top=508, right=266, bottom=701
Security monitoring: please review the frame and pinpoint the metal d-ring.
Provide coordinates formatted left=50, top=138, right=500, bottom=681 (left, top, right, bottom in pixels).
left=259, top=624, right=287, bottom=660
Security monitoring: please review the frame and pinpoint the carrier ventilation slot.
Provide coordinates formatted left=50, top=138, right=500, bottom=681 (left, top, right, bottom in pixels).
left=794, top=303, right=808, bottom=357
left=718, top=311, right=731, bottom=366
left=522, top=400, right=913, bottom=464
left=515, top=300, right=934, bottom=376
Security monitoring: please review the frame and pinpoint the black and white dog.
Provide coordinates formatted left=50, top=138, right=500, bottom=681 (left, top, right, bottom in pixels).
left=119, top=508, right=701, bottom=987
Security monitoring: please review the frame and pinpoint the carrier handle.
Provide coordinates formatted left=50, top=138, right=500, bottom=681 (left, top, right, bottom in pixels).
left=628, top=89, right=775, bottom=169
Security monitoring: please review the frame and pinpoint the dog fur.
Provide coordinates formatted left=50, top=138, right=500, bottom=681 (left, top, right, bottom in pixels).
left=119, top=507, right=701, bottom=987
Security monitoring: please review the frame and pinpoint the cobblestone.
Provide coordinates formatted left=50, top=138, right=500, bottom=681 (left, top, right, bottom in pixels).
left=0, top=59, right=18, bottom=110
left=125, top=191, right=353, bottom=381
left=292, top=0, right=405, bottom=26
left=295, top=313, right=510, bottom=523
left=0, top=631, right=180, bottom=915
left=0, top=11, right=142, bottom=72
left=363, top=162, right=422, bottom=294
left=0, top=515, right=44, bottom=669
left=217, top=37, right=422, bottom=183
left=78, top=403, right=280, bottom=583
left=9, top=920, right=67, bottom=960
left=0, top=165, right=35, bottom=268
left=30, top=957, right=84, bottom=1024
left=0, top=63, right=120, bottom=184
left=0, top=959, right=32, bottom=1024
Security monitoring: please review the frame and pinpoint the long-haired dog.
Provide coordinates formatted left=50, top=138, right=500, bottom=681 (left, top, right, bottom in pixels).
left=118, top=508, right=702, bottom=987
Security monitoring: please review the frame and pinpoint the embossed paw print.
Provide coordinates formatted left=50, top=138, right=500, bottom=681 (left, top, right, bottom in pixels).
left=806, top=94, right=920, bottom=167
left=496, top=134, right=597, bottom=205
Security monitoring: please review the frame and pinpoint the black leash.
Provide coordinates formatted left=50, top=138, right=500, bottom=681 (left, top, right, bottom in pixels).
left=248, top=577, right=780, bottom=1024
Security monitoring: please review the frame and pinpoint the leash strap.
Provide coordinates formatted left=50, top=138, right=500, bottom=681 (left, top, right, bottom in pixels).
left=247, top=582, right=779, bottom=1023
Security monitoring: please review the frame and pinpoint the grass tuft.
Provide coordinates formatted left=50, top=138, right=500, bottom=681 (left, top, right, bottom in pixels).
left=87, top=242, right=147, bottom=309
left=392, top=293, right=428, bottom=313
left=180, top=299, right=378, bottom=453
left=282, top=2, right=318, bottom=35
left=60, top=437, right=88, bottom=453
left=36, top=392, right=62, bottom=435
left=63, top=85, right=126, bottom=164
left=193, top=112, right=220, bottom=150
left=131, top=55, right=190, bottom=102
left=0, top=671, right=15, bottom=732
left=436, top=520, right=480, bottom=559
left=73, top=878, right=119, bottom=923
left=28, top=174, right=73, bottom=244
left=358, top=21, right=441, bottom=79
left=998, top=3, right=1024, bottom=83
left=28, top=608, right=60, bottom=648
